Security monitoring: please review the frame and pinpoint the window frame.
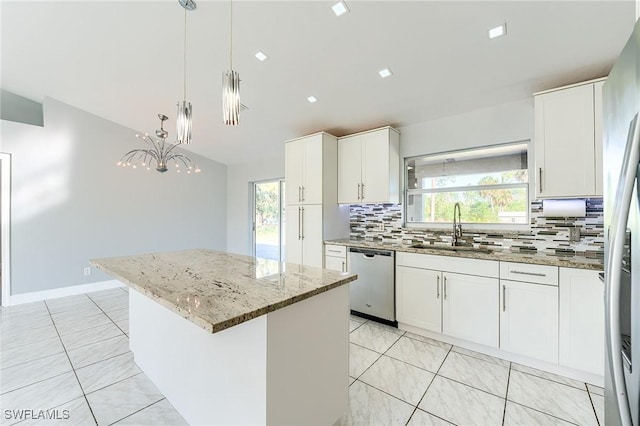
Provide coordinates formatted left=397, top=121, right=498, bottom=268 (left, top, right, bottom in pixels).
left=403, top=142, right=531, bottom=230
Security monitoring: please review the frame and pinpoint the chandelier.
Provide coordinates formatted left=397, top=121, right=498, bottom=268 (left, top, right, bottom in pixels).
left=222, top=0, right=240, bottom=125
left=117, top=114, right=201, bottom=174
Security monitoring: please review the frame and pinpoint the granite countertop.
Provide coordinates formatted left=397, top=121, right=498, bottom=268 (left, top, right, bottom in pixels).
left=91, top=249, right=357, bottom=334
left=325, top=239, right=604, bottom=271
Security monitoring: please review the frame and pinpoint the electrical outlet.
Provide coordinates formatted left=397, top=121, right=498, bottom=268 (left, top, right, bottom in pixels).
left=83, top=267, right=91, bottom=276
left=569, top=228, right=581, bottom=242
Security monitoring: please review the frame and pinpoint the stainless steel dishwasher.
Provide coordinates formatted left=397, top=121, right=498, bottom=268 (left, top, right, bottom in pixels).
left=348, top=247, right=395, bottom=323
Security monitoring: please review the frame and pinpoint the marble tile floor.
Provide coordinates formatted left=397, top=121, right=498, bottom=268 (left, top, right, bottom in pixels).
left=1, top=289, right=604, bottom=425
left=342, top=316, right=604, bottom=426
left=0, top=287, right=187, bottom=426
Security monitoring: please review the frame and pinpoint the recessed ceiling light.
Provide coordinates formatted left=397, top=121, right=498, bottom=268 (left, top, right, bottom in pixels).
left=255, top=50, right=268, bottom=62
left=307, top=96, right=318, bottom=103
left=332, top=1, right=349, bottom=17
left=379, top=68, right=393, bottom=78
left=488, top=23, right=507, bottom=39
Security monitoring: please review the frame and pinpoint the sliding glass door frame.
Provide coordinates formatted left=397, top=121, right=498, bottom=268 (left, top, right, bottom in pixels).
left=251, top=178, right=285, bottom=261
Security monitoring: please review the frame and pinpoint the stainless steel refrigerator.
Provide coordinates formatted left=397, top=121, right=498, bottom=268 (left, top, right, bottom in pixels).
left=604, top=18, right=640, bottom=426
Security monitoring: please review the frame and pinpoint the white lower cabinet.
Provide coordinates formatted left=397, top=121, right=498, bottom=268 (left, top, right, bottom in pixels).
left=394, top=253, right=602, bottom=378
left=396, top=266, right=442, bottom=333
left=395, top=253, right=499, bottom=348
left=559, top=268, right=604, bottom=376
left=499, top=280, right=559, bottom=363
left=324, top=244, right=347, bottom=272
left=442, top=272, right=499, bottom=348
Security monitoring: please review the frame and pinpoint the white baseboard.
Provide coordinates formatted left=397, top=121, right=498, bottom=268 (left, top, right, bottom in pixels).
left=7, top=280, right=125, bottom=306
left=398, top=322, right=604, bottom=388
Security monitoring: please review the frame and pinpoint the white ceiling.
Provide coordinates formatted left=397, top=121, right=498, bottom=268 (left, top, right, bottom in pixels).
left=1, top=1, right=635, bottom=165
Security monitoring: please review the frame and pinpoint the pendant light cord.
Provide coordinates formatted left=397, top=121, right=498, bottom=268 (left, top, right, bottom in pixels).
left=229, top=0, right=233, bottom=70
left=183, top=6, right=187, bottom=100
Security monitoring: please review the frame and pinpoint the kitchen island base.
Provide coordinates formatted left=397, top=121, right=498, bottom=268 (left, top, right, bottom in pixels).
left=129, top=285, right=349, bottom=425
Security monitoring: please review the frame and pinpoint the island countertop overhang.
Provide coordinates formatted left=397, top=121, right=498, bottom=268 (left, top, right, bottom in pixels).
left=91, top=248, right=357, bottom=334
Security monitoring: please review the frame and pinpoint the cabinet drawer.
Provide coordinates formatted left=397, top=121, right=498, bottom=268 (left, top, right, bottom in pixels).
left=500, top=262, right=558, bottom=286
left=324, top=244, right=347, bottom=258
left=396, top=252, right=498, bottom=278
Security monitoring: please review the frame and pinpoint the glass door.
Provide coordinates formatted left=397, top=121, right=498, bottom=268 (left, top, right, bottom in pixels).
left=252, top=179, right=285, bottom=261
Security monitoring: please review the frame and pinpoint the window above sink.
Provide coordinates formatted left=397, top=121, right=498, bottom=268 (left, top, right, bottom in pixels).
left=405, top=141, right=530, bottom=227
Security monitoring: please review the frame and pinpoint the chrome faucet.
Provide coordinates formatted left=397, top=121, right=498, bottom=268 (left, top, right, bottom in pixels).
left=452, top=202, right=462, bottom=246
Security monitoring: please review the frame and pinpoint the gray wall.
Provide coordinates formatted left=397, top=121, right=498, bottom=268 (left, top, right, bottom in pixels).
left=398, top=98, right=533, bottom=159
left=1, top=97, right=227, bottom=295
left=0, top=90, right=44, bottom=127
left=226, top=155, right=285, bottom=256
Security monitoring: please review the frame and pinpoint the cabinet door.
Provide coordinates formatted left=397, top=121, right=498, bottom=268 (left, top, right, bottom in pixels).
left=302, top=136, right=323, bottom=205
left=285, top=142, right=303, bottom=205
left=534, top=83, right=596, bottom=198
left=594, top=80, right=604, bottom=197
left=285, top=206, right=303, bottom=265
left=396, top=266, right=442, bottom=333
left=500, top=280, right=559, bottom=363
left=442, top=273, right=499, bottom=347
left=337, top=135, right=363, bottom=204
left=325, top=255, right=346, bottom=272
left=361, top=129, right=390, bottom=203
left=301, top=205, right=323, bottom=268
left=559, top=268, right=604, bottom=376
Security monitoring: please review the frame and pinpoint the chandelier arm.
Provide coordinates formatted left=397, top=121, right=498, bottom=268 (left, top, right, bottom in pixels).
left=172, top=154, right=194, bottom=168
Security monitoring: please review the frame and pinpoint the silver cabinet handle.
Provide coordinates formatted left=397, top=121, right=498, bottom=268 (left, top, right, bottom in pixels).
left=298, top=186, right=302, bottom=202
left=328, top=249, right=342, bottom=254
left=503, top=285, right=506, bottom=312
left=539, top=168, right=543, bottom=193
left=297, top=207, right=302, bottom=240
left=436, top=275, right=440, bottom=299
left=511, top=270, right=546, bottom=277
left=606, top=113, right=639, bottom=426
left=361, top=183, right=365, bottom=200
left=301, top=207, right=305, bottom=240
left=341, top=261, right=346, bottom=272
left=357, top=183, right=361, bottom=200
left=443, top=276, right=447, bottom=300
left=301, top=185, right=305, bottom=202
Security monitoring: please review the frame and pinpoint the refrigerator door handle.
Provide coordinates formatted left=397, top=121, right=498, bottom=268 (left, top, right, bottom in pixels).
left=605, top=112, right=640, bottom=426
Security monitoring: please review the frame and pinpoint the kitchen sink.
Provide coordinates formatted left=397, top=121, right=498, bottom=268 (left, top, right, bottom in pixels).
left=410, top=244, right=492, bottom=253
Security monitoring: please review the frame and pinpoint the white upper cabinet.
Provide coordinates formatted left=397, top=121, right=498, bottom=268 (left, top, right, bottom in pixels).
left=594, top=80, right=604, bottom=196
left=534, top=78, right=604, bottom=198
left=337, top=135, right=362, bottom=204
left=285, top=133, right=323, bottom=205
left=338, top=127, right=400, bottom=204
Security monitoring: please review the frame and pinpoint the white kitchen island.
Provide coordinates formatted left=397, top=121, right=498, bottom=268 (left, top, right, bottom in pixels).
left=91, top=249, right=356, bottom=426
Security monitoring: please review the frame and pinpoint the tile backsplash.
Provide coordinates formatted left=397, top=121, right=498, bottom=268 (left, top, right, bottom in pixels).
left=349, top=199, right=604, bottom=259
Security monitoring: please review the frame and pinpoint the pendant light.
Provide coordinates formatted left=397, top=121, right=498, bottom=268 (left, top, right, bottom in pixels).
left=222, top=0, right=240, bottom=126
left=176, top=0, right=195, bottom=143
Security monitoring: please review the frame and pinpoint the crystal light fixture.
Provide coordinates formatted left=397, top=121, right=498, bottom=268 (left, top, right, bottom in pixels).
left=118, top=114, right=200, bottom=174
left=222, top=0, right=240, bottom=125
left=176, top=0, right=195, bottom=143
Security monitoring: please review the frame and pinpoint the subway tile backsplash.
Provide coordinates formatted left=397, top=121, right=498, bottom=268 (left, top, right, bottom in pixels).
left=349, top=199, right=604, bottom=259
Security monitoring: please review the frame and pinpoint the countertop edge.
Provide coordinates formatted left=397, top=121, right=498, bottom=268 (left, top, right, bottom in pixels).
left=325, top=240, right=604, bottom=271
left=91, top=260, right=357, bottom=334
